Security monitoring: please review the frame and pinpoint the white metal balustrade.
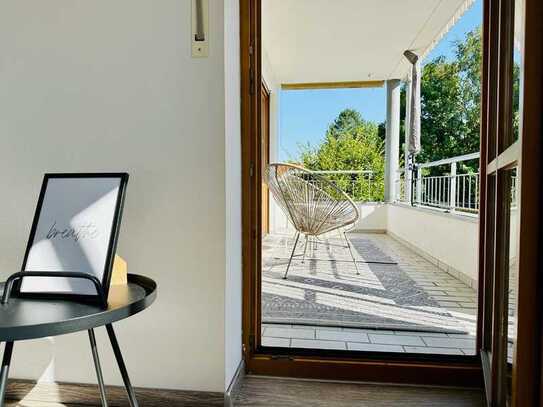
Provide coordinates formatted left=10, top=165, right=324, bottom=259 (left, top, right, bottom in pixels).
left=416, top=172, right=479, bottom=212
left=298, top=151, right=516, bottom=215
left=411, top=152, right=480, bottom=213
left=398, top=152, right=517, bottom=214
left=311, top=169, right=377, bottom=202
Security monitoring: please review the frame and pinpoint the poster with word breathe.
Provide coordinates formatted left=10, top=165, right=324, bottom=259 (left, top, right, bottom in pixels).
left=20, top=177, right=122, bottom=295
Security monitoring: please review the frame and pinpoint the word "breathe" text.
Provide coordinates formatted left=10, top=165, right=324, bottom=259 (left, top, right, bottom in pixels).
left=46, top=222, right=99, bottom=242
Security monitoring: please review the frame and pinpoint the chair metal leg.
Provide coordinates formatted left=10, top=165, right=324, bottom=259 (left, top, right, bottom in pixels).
left=343, top=232, right=360, bottom=275
left=301, top=235, right=309, bottom=263
left=106, top=324, right=139, bottom=407
left=283, top=231, right=300, bottom=279
left=0, top=342, right=14, bottom=407
left=88, top=329, right=108, bottom=407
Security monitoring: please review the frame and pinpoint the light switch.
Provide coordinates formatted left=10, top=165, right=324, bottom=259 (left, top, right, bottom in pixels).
left=192, top=0, right=209, bottom=58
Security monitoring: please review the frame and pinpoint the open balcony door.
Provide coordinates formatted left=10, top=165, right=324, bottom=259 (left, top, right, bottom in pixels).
left=241, top=0, right=543, bottom=396
left=242, top=0, right=481, bottom=387
left=479, top=0, right=543, bottom=405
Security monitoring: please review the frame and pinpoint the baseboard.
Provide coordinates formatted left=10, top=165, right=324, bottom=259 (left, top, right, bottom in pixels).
left=350, top=228, right=386, bottom=234
left=224, top=359, right=245, bottom=406
left=6, top=379, right=225, bottom=406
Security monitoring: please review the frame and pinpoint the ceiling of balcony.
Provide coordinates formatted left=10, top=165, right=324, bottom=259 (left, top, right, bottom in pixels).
left=262, top=0, right=476, bottom=85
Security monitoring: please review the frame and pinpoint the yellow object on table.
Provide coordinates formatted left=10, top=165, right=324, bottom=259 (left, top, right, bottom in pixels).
left=111, top=255, right=127, bottom=285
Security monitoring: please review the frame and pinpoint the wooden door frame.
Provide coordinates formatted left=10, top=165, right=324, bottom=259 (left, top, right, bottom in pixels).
left=240, top=0, right=483, bottom=387
left=478, top=0, right=543, bottom=405
left=507, top=0, right=543, bottom=405
left=485, top=0, right=516, bottom=403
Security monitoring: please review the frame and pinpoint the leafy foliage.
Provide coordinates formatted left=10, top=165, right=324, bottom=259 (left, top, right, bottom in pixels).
left=416, top=28, right=483, bottom=174
left=299, top=109, right=385, bottom=201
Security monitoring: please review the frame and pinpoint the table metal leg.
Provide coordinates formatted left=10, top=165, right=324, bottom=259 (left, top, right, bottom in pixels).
left=0, top=342, right=13, bottom=407
left=88, top=329, right=108, bottom=407
left=106, top=324, right=139, bottom=407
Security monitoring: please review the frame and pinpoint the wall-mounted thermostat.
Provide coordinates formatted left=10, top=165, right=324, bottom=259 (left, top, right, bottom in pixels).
left=192, top=0, right=209, bottom=58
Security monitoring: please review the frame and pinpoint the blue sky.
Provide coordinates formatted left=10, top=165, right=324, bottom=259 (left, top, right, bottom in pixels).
left=278, top=0, right=483, bottom=161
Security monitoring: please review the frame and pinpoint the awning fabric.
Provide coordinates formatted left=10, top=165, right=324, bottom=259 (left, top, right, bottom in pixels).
left=404, top=50, right=421, bottom=156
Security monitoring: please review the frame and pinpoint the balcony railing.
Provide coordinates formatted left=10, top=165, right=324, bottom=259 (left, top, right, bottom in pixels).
left=310, top=170, right=378, bottom=202
left=300, top=151, right=516, bottom=213
left=419, top=172, right=480, bottom=212
left=415, top=152, right=480, bottom=213
left=397, top=152, right=517, bottom=214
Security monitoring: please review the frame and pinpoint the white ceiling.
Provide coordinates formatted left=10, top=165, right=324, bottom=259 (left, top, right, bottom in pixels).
left=262, top=0, right=475, bottom=84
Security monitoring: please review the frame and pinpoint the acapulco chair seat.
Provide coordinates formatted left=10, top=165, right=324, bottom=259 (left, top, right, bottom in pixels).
left=266, top=163, right=360, bottom=279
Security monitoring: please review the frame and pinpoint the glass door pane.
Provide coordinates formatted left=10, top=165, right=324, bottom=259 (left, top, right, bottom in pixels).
left=506, top=168, right=518, bottom=405
left=485, top=0, right=500, bottom=162
left=506, top=0, right=524, bottom=400
left=483, top=173, right=496, bottom=354
left=510, top=0, right=524, bottom=146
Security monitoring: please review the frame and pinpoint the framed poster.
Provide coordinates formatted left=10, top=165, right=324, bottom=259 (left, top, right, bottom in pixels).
left=15, top=173, right=129, bottom=301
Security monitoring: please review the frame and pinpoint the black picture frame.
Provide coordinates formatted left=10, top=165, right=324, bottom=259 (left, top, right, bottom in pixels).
left=13, top=173, right=129, bottom=304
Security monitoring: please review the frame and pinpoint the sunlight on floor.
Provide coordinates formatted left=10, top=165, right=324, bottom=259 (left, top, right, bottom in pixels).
left=262, top=232, right=479, bottom=354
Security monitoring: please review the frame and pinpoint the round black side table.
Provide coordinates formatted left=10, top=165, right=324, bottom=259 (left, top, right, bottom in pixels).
left=0, top=274, right=157, bottom=407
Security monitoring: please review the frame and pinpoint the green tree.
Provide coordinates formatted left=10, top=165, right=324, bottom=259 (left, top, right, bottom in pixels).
left=327, top=109, right=379, bottom=140
left=298, top=109, right=385, bottom=201
left=327, top=109, right=363, bottom=137
left=416, top=28, right=482, bottom=174
left=415, top=27, right=519, bottom=174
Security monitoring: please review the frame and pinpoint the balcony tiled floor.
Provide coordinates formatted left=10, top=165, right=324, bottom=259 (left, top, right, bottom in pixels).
left=262, top=324, right=476, bottom=354
left=262, top=231, right=478, bottom=355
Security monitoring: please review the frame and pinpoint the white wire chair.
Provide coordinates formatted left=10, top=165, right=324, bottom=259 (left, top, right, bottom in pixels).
left=266, top=163, right=360, bottom=279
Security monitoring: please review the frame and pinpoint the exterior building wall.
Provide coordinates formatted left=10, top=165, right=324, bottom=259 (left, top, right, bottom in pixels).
left=386, top=204, right=479, bottom=287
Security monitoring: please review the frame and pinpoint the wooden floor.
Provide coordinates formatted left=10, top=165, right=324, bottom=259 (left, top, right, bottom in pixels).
left=232, top=376, right=485, bottom=407
left=5, top=380, right=224, bottom=406
left=5, top=376, right=485, bottom=406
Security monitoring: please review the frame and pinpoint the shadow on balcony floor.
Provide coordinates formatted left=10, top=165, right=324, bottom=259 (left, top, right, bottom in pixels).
left=262, top=232, right=477, bottom=335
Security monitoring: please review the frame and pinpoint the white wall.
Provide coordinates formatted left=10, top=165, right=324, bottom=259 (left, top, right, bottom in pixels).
left=387, top=204, right=479, bottom=286
left=271, top=201, right=388, bottom=235
left=262, top=51, right=280, bottom=164
left=0, top=0, right=239, bottom=393
left=224, top=0, right=243, bottom=391
left=352, top=203, right=387, bottom=232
